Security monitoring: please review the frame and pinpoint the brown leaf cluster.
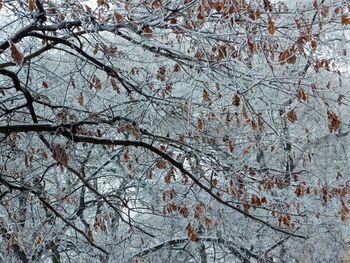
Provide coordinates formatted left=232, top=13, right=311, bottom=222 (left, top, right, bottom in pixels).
left=52, top=144, right=69, bottom=166
left=279, top=48, right=297, bottom=65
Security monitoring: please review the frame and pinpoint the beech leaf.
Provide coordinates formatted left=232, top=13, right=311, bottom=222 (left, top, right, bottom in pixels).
left=86, top=230, right=94, bottom=242
left=267, top=16, right=276, bottom=35
left=143, top=26, right=153, bottom=37
left=42, top=81, right=49, bottom=89
left=114, top=12, right=123, bottom=24
left=9, top=41, right=24, bottom=66
left=287, top=109, right=297, bottom=123
left=197, top=116, right=204, bottom=130
left=233, top=95, right=240, bottom=106
left=186, top=223, right=197, bottom=241
left=327, top=110, right=340, bottom=133
left=52, top=144, right=69, bottom=166
left=341, top=15, right=350, bottom=25
left=78, top=91, right=84, bottom=106
left=296, top=88, right=307, bottom=101
left=28, top=0, right=36, bottom=11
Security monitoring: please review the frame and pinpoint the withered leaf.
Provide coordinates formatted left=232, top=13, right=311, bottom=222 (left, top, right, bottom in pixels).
left=111, top=78, right=120, bottom=94
left=86, top=230, right=94, bottom=242
left=143, top=26, right=153, bottom=37
left=28, top=0, right=36, bottom=11
left=9, top=41, right=24, bottom=66
left=327, top=110, right=340, bottom=133
left=114, top=12, right=123, bottom=24
left=296, top=88, right=307, bottom=101
left=78, top=91, right=84, bottom=106
left=267, top=16, right=276, bottom=35
left=42, top=81, right=49, bottom=89
left=341, top=15, right=350, bottom=25
left=197, top=116, right=204, bottom=130
left=233, top=95, right=240, bottom=106
left=52, top=144, right=69, bottom=166
left=287, top=109, right=297, bottom=123
left=179, top=206, right=189, bottom=218
left=186, top=223, right=197, bottom=241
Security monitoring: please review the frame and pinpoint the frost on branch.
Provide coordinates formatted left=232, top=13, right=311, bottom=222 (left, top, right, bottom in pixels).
left=0, top=0, right=350, bottom=262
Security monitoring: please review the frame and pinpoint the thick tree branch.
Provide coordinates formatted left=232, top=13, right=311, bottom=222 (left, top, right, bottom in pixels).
left=0, top=21, right=81, bottom=53
left=0, top=122, right=306, bottom=239
left=130, top=237, right=273, bottom=263
left=62, top=133, right=306, bottom=239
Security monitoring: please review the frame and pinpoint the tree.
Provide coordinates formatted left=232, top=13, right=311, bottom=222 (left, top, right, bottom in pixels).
left=0, top=0, right=349, bottom=262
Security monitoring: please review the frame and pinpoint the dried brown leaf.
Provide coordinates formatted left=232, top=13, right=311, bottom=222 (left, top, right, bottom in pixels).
left=287, top=109, right=297, bottom=123
left=143, top=26, right=153, bottom=37
left=197, top=116, right=204, bottom=130
left=296, top=88, right=307, bottom=101
left=341, top=15, right=350, bottom=25
left=263, top=0, right=273, bottom=12
left=267, top=16, right=276, bottom=35
left=28, top=0, right=36, bottom=11
left=86, top=230, right=94, bottom=242
left=9, top=41, right=24, bottom=66
left=42, top=81, right=49, bottom=89
left=327, top=110, right=341, bottom=132
left=186, top=223, right=197, bottom=241
left=204, top=217, right=212, bottom=226
left=52, top=144, right=69, bottom=166
left=157, top=159, right=167, bottom=169
left=111, top=78, right=120, bottom=94
left=233, top=95, right=240, bottom=106
left=243, top=147, right=250, bottom=156
left=78, top=91, right=84, bottom=106
left=114, top=12, right=123, bottom=24
left=179, top=206, right=189, bottom=218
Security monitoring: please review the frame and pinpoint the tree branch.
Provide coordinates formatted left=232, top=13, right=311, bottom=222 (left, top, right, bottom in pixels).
left=0, top=122, right=306, bottom=238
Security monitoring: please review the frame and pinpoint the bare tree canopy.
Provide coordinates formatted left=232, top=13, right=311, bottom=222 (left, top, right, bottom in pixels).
left=0, top=0, right=350, bottom=262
